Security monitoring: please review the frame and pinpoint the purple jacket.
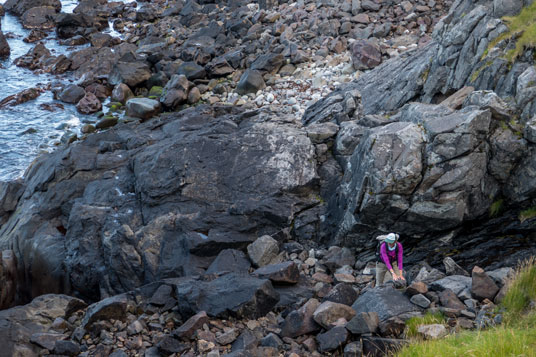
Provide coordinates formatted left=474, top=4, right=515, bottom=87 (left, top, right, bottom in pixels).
left=380, top=242, right=403, bottom=271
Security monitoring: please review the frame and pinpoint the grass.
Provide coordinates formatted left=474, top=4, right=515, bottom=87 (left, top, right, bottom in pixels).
left=396, top=257, right=536, bottom=357
left=485, top=2, right=536, bottom=62
left=489, top=199, right=504, bottom=217
left=519, top=207, right=536, bottom=223
left=404, top=312, right=446, bottom=339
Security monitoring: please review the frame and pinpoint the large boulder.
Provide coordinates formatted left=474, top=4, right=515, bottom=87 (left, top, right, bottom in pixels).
left=351, top=286, right=420, bottom=322
left=173, top=273, right=280, bottom=319
left=21, top=6, right=58, bottom=29
left=126, top=98, right=161, bottom=120
left=0, top=31, right=10, bottom=59
left=0, top=106, right=317, bottom=302
left=108, top=61, right=152, bottom=88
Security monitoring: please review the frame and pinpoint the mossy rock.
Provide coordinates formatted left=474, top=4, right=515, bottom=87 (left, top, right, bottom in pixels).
left=149, top=86, right=164, bottom=97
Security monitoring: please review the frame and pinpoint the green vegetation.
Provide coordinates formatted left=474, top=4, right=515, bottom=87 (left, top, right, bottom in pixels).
left=397, top=258, right=536, bottom=357
left=148, top=86, right=164, bottom=97
left=489, top=199, right=504, bottom=217
left=404, top=312, right=446, bottom=339
left=485, top=2, right=536, bottom=62
left=519, top=206, right=536, bottom=222
left=470, top=60, right=493, bottom=82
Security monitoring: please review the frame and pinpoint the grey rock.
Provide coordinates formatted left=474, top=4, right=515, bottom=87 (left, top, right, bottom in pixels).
left=206, top=249, right=251, bottom=275
left=175, top=311, right=209, bottom=339
left=361, top=0, right=380, bottom=11
left=54, top=340, right=81, bottom=356
left=430, top=275, right=472, bottom=295
left=31, top=332, right=67, bottom=350
left=323, top=283, right=359, bottom=306
left=280, top=298, right=321, bottom=338
left=346, top=311, right=379, bottom=334
left=247, top=235, right=279, bottom=268
left=76, top=92, right=101, bottom=114
left=350, top=39, right=381, bottom=70
left=306, top=122, right=340, bottom=144
left=126, top=98, right=161, bottom=120
left=251, top=53, right=284, bottom=74
left=362, top=337, right=407, bottom=356
left=323, top=246, right=355, bottom=273
left=4, top=0, right=61, bottom=16
left=344, top=341, right=363, bottom=357
left=59, top=84, right=86, bottom=104
left=158, top=335, right=188, bottom=355
left=487, top=267, right=514, bottom=287
left=253, top=261, right=300, bottom=284
left=410, top=294, right=431, bottom=309
left=236, top=69, right=266, bottom=95
left=160, top=74, right=189, bottom=108
left=174, top=273, right=279, bottom=319
left=109, top=61, right=152, bottom=88
left=260, top=333, right=283, bottom=348
left=414, top=266, right=447, bottom=284
left=417, top=324, right=448, bottom=339
left=352, top=286, right=420, bottom=322
left=111, top=83, right=134, bottom=104
left=21, top=6, right=57, bottom=30
left=524, top=117, right=536, bottom=144
left=493, top=0, right=524, bottom=17
left=177, top=61, right=206, bottom=80
left=82, top=295, right=128, bottom=329
left=463, top=90, right=511, bottom=120
left=443, top=257, right=469, bottom=277
left=316, top=326, right=348, bottom=353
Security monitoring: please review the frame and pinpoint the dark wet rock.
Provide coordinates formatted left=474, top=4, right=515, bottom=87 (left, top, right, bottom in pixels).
left=0, top=31, right=11, bottom=59
left=59, top=84, right=85, bottom=104
left=410, top=294, right=431, bottom=309
left=160, top=74, right=189, bottom=108
left=316, top=326, right=348, bottom=353
left=0, top=87, right=44, bottom=108
left=126, top=98, right=161, bottom=120
left=344, top=341, right=364, bottom=357
left=53, top=340, right=80, bottom=356
left=174, top=273, right=279, bottom=319
left=177, top=61, right=206, bottom=81
left=247, top=235, right=279, bottom=268
left=31, top=332, right=67, bottom=350
left=253, top=261, right=299, bottom=284
left=260, top=332, right=283, bottom=348
left=175, top=311, right=209, bottom=339
left=96, top=116, right=119, bottom=130
left=14, top=42, right=50, bottom=70
left=0, top=180, right=24, bottom=220
left=81, top=295, right=128, bottom=329
left=90, top=32, right=116, bottom=48
left=55, top=12, right=107, bottom=39
left=346, top=311, right=379, bottom=334
left=236, top=69, right=266, bottom=95
left=0, top=294, right=85, bottom=356
left=158, top=335, right=189, bottom=355
left=274, top=275, right=314, bottom=308
left=350, top=39, right=382, bottom=70
left=251, top=53, right=284, bottom=74
left=109, top=61, right=152, bottom=88
left=76, top=92, right=102, bottom=114
left=21, top=6, right=58, bottom=29
left=206, top=249, right=251, bottom=275
left=206, top=56, right=234, bottom=77
left=352, top=286, right=420, bottom=322
left=0, top=250, right=17, bottom=309
left=280, top=298, right=321, bottom=338
left=4, top=0, right=61, bottom=16
left=323, top=246, right=355, bottom=272
left=362, top=337, right=407, bottom=357
left=471, top=266, right=500, bottom=301
left=323, top=283, right=359, bottom=306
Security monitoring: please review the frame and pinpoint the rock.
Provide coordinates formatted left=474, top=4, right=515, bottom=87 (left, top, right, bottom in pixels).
left=206, top=249, right=251, bottom=274
left=0, top=180, right=24, bottom=218
left=206, top=57, right=234, bottom=77
left=175, top=311, right=209, bottom=339
left=109, top=61, right=152, bottom=88
left=438, top=289, right=466, bottom=310
left=316, top=326, right=348, bottom=353
left=158, top=335, right=188, bottom=355
left=187, top=87, right=201, bottom=104
left=487, top=267, right=515, bottom=287
left=253, top=261, right=299, bottom=284
left=216, top=328, right=238, bottom=345
left=443, top=257, right=469, bottom=277
left=379, top=316, right=406, bottom=337
left=440, top=86, right=474, bottom=110
left=430, top=275, right=472, bottom=296
left=76, top=92, right=101, bottom=114
left=471, top=266, right=500, bottom=301
left=59, top=84, right=85, bottom=104
left=160, top=74, right=189, bottom=108
left=493, top=0, right=524, bottom=17
left=175, top=273, right=279, bottom=319
left=344, top=341, right=363, bottom=357
left=313, top=301, right=356, bottom=329
left=111, top=83, right=134, bottom=104
left=54, top=340, right=80, bottom=356
left=306, top=122, right=340, bottom=144
left=127, top=320, right=144, bottom=335
left=126, top=98, right=161, bottom=120
left=0, top=250, right=17, bottom=309
left=177, top=61, right=206, bottom=80
left=21, top=6, right=57, bottom=29
left=362, top=337, right=407, bottom=356
left=417, top=324, right=448, bottom=339
left=4, top=0, right=61, bottom=16
left=323, top=283, right=359, bottom=306
left=0, top=31, right=10, bottom=59
left=463, top=90, right=511, bottom=120
left=323, top=247, right=355, bottom=272
left=81, top=295, right=128, bottom=329
left=410, top=294, right=431, bottom=309
left=346, top=311, right=379, bottom=334
left=350, top=39, right=381, bottom=70
left=231, top=329, right=258, bottom=352
left=352, top=286, right=420, bottom=322
left=247, top=235, right=279, bottom=268
left=361, top=0, right=380, bottom=11
left=251, top=53, right=285, bottom=74
left=406, top=281, right=428, bottom=296
left=260, top=333, right=283, bottom=348
left=31, top=332, right=67, bottom=350
left=96, top=116, right=118, bottom=130
left=236, top=69, right=266, bottom=95
left=281, top=298, right=321, bottom=338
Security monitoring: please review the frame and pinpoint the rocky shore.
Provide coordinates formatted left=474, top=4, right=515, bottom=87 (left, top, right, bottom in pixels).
left=0, top=0, right=536, bottom=356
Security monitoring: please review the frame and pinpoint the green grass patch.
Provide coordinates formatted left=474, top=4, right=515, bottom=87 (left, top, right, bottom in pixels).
left=519, top=207, right=536, bottom=222
left=489, top=199, right=504, bottom=217
left=405, top=312, right=446, bottom=339
left=397, top=258, right=536, bottom=357
left=485, top=2, right=536, bottom=62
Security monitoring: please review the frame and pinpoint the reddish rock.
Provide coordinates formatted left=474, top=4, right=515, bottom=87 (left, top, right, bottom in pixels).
left=76, top=92, right=102, bottom=114
left=350, top=39, right=382, bottom=70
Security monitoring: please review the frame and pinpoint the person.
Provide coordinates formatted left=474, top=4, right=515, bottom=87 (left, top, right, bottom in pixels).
left=376, top=233, right=405, bottom=286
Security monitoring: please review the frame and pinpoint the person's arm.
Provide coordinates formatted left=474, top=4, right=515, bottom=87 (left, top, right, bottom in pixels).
left=380, top=243, right=393, bottom=271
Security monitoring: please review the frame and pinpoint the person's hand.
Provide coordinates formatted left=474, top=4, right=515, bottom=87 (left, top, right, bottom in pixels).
left=392, top=273, right=400, bottom=281
left=400, top=275, right=406, bottom=281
